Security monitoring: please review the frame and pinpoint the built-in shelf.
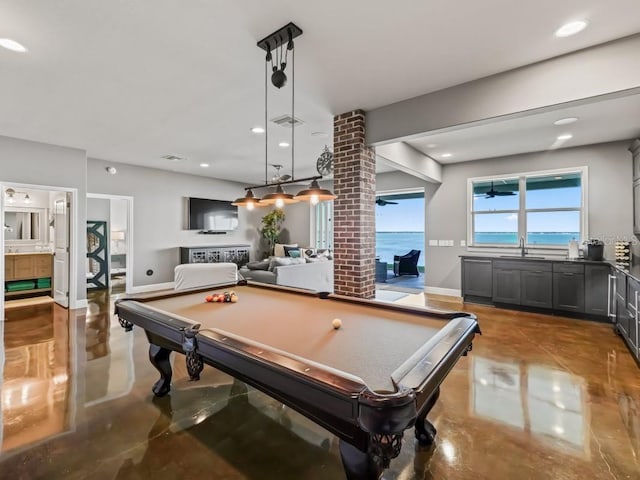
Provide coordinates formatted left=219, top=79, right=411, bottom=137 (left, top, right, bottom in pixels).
left=5, top=287, right=52, bottom=298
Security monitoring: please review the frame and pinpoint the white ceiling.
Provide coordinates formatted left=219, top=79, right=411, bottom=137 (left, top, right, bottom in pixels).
left=1, top=1, right=640, bottom=183
left=407, top=93, right=640, bottom=163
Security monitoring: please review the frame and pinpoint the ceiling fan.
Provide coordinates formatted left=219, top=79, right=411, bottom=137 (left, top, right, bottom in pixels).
left=270, top=164, right=292, bottom=183
left=376, top=197, right=398, bottom=206
left=476, top=181, right=516, bottom=199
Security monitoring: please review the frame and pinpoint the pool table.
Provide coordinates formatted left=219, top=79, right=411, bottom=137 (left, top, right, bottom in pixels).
left=115, top=281, right=480, bottom=480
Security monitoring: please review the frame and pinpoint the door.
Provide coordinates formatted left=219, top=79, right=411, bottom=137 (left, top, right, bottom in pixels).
left=492, top=269, right=521, bottom=304
left=521, top=271, right=552, bottom=308
left=553, top=272, right=585, bottom=313
left=53, top=195, right=70, bottom=307
left=462, top=259, right=493, bottom=299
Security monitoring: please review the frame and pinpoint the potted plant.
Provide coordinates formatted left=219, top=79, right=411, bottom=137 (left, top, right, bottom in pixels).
left=260, top=209, right=285, bottom=257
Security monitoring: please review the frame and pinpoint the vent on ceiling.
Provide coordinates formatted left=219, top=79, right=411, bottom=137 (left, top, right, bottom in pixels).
left=270, top=115, right=305, bottom=128
left=162, top=154, right=185, bottom=162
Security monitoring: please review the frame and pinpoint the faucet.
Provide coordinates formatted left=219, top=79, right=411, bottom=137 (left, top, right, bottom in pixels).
left=519, top=236, right=526, bottom=257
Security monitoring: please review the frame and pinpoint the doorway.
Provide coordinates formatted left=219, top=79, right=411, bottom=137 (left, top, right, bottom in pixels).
left=375, top=189, right=425, bottom=293
left=86, top=194, right=133, bottom=296
left=1, top=182, right=76, bottom=317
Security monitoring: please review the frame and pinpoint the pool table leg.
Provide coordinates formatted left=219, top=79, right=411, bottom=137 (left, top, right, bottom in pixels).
left=149, top=344, right=172, bottom=397
left=415, top=387, right=440, bottom=446
left=339, top=440, right=383, bottom=480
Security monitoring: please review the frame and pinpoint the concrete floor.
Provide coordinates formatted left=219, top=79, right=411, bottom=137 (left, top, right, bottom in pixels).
left=1, top=289, right=639, bottom=479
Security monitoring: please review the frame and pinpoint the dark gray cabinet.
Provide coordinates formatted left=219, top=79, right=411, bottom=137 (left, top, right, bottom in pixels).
left=626, top=277, right=639, bottom=354
left=521, top=270, right=553, bottom=308
left=461, top=259, right=493, bottom=300
left=493, top=268, right=521, bottom=304
left=553, top=272, right=585, bottom=312
left=585, top=264, right=610, bottom=316
left=180, top=244, right=250, bottom=267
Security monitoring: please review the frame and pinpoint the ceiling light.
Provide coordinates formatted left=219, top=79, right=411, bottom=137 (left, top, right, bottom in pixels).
left=0, top=38, right=28, bottom=53
left=555, top=20, right=588, bottom=38
left=5, top=188, right=16, bottom=204
left=231, top=189, right=263, bottom=210
left=294, top=179, right=336, bottom=204
left=441, top=153, right=453, bottom=158
left=426, top=143, right=438, bottom=148
left=200, top=163, right=210, bottom=168
left=260, top=184, right=298, bottom=207
left=23, top=194, right=32, bottom=204
left=554, top=117, right=578, bottom=126
left=105, top=166, right=117, bottom=175
left=557, top=133, right=573, bottom=140
left=235, top=23, right=335, bottom=209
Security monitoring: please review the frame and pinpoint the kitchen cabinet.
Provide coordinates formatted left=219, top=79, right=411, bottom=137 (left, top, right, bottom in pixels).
left=461, top=258, right=493, bottom=300
left=493, top=267, right=521, bottom=304
left=521, top=270, right=553, bottom=308
left=4, top=253, right=53, bottom=297
left=626, top=277, right=639, bottom=355
left=631, top=139, right=640, bottom=181
left=553, top=272, right=585, bottom=312
left=585, top=264, right=610, bottom=316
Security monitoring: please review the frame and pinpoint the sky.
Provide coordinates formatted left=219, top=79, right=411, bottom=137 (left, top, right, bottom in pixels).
left=376, top=197, right=425, bottom=232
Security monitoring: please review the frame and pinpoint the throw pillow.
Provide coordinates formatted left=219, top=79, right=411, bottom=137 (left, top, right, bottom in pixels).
left=274, top=243, right=298, bottom=257
left=245, top=260, right=270, bottom=271
left=316, top=248, right=332, bottom=260
left=306, top=256, right=329, bottom=263
left=300, top=247, right=316, bottom=259
left=283, top=246, right=301, bottom=258
left=271, top=256, right=305, bottom=269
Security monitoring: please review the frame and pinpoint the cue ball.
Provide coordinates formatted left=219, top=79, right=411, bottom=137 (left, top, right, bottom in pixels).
left=332, top=318, right=342, bottom=329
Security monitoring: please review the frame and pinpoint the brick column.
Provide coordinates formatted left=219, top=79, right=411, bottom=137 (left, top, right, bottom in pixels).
left=333, top=110, right=376, bottom=299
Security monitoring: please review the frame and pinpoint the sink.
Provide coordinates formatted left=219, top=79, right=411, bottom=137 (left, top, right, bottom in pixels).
left=499, top=255, right=546, bottom=259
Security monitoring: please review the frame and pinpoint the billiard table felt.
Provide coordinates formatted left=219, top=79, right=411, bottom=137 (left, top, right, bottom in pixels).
left=143, top=287, right=446, bottom=392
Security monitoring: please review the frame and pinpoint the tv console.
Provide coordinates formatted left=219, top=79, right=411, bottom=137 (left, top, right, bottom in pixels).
left=180, top=245, right=250, bottom=267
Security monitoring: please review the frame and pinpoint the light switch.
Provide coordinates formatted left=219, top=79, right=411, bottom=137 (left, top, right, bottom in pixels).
left=429, top=239, right=438, bottom=247
left=460, top=240, right=466, bottom=247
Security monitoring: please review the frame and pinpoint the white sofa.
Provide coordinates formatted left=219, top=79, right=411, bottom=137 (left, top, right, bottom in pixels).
left=239, top=260, right=334, bottom=293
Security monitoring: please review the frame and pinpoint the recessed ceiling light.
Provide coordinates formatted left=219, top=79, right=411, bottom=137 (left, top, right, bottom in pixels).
left=557, top=133, right=573, bottom=140
left=200, top=163, right=209, bottom=168
left=311, top=131, right=328, bottom=138
left=426, top=143, right=438, bottom=148
left=554, top=117, right=578, bottom=126
left=278, top=142, right=290, bottom=148
left=441, top=153, right=453, bottom=158
left=251, top=126, right=265, bottom=134
left=555, top=20, right=588, bottom=38
left=0, top=38, right=28, bottom=53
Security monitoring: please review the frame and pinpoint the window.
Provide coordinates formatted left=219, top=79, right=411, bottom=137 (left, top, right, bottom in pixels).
left=469, top=168, right=586, bottom=247
left=313, top=201, right=333, bottom=249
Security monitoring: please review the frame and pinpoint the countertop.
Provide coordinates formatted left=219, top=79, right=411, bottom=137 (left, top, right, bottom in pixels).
left=5, top=251, right=53, bottom=256
left=459, top=254, right=609, bottom=265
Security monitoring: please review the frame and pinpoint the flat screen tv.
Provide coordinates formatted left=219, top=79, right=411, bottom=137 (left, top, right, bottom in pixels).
left=188, top=198, right=238, bottom=232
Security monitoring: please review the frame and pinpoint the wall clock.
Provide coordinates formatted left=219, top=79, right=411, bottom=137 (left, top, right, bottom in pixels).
left=316, top=146, right=334, bottom=176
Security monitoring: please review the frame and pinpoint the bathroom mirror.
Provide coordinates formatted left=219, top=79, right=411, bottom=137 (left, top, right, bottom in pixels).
left=4, top=208, right=45, bottom=242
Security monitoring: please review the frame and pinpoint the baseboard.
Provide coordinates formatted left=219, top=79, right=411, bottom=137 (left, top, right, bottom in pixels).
left=130, top=282, right=175, bottom=294
left=424, top=286, right=461, bottom=298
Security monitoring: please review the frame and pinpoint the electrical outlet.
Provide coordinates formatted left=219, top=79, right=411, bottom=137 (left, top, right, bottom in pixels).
left=460, top=240, right=466, bottom=247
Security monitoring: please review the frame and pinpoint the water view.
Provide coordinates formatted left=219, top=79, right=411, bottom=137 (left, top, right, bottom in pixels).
left=376, top=232, right=425, bottom=266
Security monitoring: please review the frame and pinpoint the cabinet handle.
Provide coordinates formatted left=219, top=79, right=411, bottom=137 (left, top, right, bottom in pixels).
left=563, top=273, right=574, bottom=276
left=607, top=274, right=616, bottom=319
left=465, top=259, right=491, bottom=264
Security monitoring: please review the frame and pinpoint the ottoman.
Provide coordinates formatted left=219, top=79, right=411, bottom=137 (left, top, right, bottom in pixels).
left=174, top=263, right=238, bottom=291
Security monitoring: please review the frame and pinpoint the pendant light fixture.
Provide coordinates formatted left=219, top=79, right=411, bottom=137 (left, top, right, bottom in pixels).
left=235, top=23, right=336, bottom=208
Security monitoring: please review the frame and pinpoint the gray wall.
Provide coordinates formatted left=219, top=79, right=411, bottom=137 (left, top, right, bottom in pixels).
left=426, top=141, right=634, bottom=291
left=367, top=34, right=640, bottom=144
left=87, top=197, right=110, bottom=223
left=87, top=158, right=259, bottom=287
left=0, top=135, right=88, bottom=305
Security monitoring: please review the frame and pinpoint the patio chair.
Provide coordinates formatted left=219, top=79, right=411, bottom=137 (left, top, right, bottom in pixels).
left=393, top=250, right=421, bottom=277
